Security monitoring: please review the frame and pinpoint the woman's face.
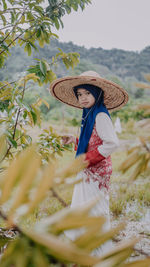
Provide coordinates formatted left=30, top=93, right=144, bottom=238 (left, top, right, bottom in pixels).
left=77, top=88, right=95, bottom=108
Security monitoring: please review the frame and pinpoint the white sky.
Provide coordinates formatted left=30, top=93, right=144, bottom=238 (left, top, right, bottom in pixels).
left=55, top=0, right=150, bottom=51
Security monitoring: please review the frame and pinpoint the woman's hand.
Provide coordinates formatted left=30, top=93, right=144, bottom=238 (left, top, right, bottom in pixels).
left=82, top=154, right=89, bottom=166
left=62, top=135, right=76, bottom=145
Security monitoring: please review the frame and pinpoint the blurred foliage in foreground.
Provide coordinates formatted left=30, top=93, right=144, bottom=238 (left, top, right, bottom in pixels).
left=119, top=74, right=150, bottom=181
left=0, top=144, right=150, bottom=266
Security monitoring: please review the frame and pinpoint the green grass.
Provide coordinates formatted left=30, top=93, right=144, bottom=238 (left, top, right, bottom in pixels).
left=110, top=149, right=150, bottom=218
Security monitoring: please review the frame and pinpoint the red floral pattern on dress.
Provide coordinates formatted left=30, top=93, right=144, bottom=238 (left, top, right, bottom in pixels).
left=83, top=125, right=112, bottom=191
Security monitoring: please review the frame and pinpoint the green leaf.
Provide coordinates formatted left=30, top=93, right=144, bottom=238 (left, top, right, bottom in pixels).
left=24, top=43, right=32, bottom=56
left=39, top=61, right=47, bottom=76
left=42, top=99, right=50, bottom=109
left=23, top=110, right=27, bottom=120
left=43, top=31, right=50, bottom=44
left=8, top=137, right=17, bottom=148
left=34, top=6, right=44, bottom=15
left=0, top=235, right=12, bottom=249
left=14, top=129, right=22, bottom=139
left=36, top=28, right=41, bottom=38
left=54, top=18, right=60, bottom=30
left=10, top=12, right=15, bottom=24
left=64, top=5, right=71, bottom=14
left=62, top=58, right=70, bottom=69
left=46, top=70, right=57, bottom=83
left=0, top=14, right=7, bottom=26
left=27, top=65, right=39, bottom=74
left=79, top=1, right=85, bottom=10
left=2, top=0, right=7, bottom=9
left=32, top=247, right=49, bottom=267
left=0, top=43, right=9, bottom=51
left=20, top=15, right=25, bottom=24
left=28, top=41, right=37, bottom=51
left=0, top=135, right=7, bottom=162
left=58, top=17, right=63, bottom=28
left=38, top=38, right=44, bottom=48
left=27, top=12, right=34, bottom=21
left=30, top=110, right=37, bottom=125
left=31, top=104, right=41, bottom=125
left=72, top=3, right=78, bottom=11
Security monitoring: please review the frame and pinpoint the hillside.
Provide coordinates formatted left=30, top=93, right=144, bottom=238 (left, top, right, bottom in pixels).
left=0, top=39, right=150, bottom=82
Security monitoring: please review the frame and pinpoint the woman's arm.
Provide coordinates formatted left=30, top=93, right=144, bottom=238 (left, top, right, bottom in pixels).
left=85, top=112, right=119, bottom=167
left=95, top=112, right=119, bottom=157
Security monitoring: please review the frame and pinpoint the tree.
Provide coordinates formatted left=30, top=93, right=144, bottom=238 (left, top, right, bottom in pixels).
left=0, top=0, right=91, bottom=68
left=0, top=0, right=91, bottom=161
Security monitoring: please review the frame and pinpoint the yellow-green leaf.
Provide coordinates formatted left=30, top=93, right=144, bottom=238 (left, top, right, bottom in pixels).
left=23, top=229, right=100, bottom=266
left=0, top=135, right=7, bottom=162
left=0, top=146, right=38, bottom=204
left=27, top=162, right=56, bottom=214
left=7, top=151, right=41, bottom=219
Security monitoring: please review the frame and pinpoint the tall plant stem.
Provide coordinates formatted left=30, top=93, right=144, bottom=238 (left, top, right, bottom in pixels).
left=2, top=79, right=26, bottom=161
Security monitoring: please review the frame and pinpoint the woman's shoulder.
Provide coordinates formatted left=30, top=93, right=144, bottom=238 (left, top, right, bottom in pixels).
left=95, top=112, right=114, bottom=131
left=96, top=112, right=111, bottom=122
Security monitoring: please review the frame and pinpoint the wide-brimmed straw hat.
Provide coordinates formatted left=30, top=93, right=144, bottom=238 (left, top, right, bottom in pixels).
left=49, top=71, right=128, bottom=111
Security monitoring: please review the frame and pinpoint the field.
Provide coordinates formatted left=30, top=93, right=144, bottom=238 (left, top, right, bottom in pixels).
left=0, top=1, right=150, bottom=265
left=24, top=119, right=150, bottom=260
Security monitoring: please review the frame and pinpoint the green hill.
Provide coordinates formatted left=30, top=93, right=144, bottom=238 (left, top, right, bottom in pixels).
left=0, top=39, right=150, bottom=82
left=1, top=39, right=150, bottom=123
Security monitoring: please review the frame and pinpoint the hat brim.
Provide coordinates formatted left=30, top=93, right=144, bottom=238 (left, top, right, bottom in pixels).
left=50, top=75, right=128, bottom=111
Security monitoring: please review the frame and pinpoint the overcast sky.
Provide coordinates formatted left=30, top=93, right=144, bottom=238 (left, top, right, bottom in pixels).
left=55, top=0, right=150, bottom=51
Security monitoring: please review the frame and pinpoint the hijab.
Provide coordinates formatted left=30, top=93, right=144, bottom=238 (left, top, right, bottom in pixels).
left=73, top=84, right=110, bottom=156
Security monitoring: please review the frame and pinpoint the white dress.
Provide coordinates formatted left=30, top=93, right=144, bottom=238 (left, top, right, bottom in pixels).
left=65, top=113, right=119, bottom=256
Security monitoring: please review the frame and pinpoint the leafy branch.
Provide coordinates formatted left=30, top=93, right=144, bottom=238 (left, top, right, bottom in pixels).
left=1, top=3, right=28, bottom=45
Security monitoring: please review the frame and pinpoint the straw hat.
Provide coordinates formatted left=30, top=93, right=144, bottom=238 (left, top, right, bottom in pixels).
left=49, top=71, right=128, bottom=111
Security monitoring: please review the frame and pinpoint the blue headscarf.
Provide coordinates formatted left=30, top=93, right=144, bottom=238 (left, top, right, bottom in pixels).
left=73, top=84, right=110, bottom=156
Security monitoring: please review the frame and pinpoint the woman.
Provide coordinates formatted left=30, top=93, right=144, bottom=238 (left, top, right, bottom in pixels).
left=49, top=71, right=128, bottom=255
